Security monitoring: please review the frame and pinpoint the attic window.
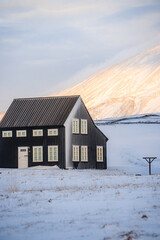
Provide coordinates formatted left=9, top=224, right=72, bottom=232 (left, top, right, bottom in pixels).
left=33, top=130, right=43, bottom=137
left=72, top=119, right=79, bottom=134
left=2, top=131, right=12, bottom=138
left=16, top=130, right=27, bottom=137
left=48, top=129, right=58, bottom=136
left=97, top=146, right=103, bottom=162
left=81, top=119, right=88, bottom=134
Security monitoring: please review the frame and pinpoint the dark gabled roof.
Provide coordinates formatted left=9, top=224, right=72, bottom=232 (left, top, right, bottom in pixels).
left=0, top=96, right=79, bottom=128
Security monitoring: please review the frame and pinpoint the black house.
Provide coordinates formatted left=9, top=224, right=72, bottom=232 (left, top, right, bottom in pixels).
left=0, top=96, right=108, bottom=169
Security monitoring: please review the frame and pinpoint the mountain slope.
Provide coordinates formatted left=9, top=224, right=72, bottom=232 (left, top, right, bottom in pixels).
left=55, top=46, right=160, bottom=120
left=0, top=112, right=5, bottom=121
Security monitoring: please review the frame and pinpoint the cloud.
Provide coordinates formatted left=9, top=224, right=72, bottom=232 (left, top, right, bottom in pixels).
left=1, top=37, right=22, bottom=44
left=0, top=0, right=158, bottom=24
left=0, top=0, right=160, bottom=112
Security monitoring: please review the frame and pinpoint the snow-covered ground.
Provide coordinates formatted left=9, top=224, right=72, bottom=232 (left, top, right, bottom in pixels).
left=0, top=114, right=160, bottom=239
left=0, top=167, right=160, bottom=240
left=96, top=113, right=160, bottom=175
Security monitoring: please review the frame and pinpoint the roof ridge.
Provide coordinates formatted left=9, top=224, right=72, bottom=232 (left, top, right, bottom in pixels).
left=14, top=95, right=80, bottom=101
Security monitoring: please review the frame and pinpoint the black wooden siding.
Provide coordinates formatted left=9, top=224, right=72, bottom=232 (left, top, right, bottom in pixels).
left=0, top=126, right=65, bottom=168
left=70, top=99, right=107, bottom=169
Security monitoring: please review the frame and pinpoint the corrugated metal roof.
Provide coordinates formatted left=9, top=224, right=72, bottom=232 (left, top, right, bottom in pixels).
left=0, top=96, right=79, bottom=128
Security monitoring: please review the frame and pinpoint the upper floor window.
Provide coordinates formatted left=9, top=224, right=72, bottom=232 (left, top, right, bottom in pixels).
left=2, top=131, right=12, bottom=138
left=72, top=119, right=79, bottom=134
left=33, top=129, right=43, bottom=137
left=81, top=146, right=88, bottom=162
left=81, top=119, right=88, bottom=134
left=16, top=130, right=27, bottom=137
left=48, top=129, right=58, bottom=136
left=48, top=146, right=58, bottom=162
left=97, top=146, right=103, bottom=162
left=72, top=145, right=79, bottom=162
left=33, top=146, right=43, bottom=162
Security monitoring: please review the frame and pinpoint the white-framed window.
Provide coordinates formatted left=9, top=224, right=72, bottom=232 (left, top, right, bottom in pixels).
left=81, top=119, right=88, bottom=134
left=33, top=129, right=43, bottom=137
left=16, top=130, right=27, bottom=137
left=81, top=146, right=88, bottom=162
left=33, top=146, right=43, bottom=162
left=48, top=146, right=58, bottom=162
left=97, top=146, right=103, bottom=162
left=2, top=131, right=12, bottom=138
left=72, top=145, right=79, bottom=162
left=47, top=129, right=58, bottom=136
left=72, top=119, right=79, bottom=134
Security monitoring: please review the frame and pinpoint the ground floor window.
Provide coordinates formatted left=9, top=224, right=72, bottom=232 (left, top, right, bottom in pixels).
left=97, top=146, right=103, bottom=162
left=48, top=146, right=58, bottom=162
left=81, top=146, right=88, bottom=162
left=33, top=146, right=43, bottom=162
left=72, top=145, right=79, bottom=161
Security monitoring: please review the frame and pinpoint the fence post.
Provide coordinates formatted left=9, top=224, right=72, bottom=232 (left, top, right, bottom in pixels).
left=143, top=157, right=157, bottom=175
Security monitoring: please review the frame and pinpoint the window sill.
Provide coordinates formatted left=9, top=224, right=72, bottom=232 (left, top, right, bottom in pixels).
left=48, top=160, right=58, bottom=162
left=32, top=160, right=43, bottom=162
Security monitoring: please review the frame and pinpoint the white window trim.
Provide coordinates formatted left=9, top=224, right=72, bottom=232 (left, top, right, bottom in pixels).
left=81, top=119, right=88, bottom=134
left=47, top=129, right=58, bottom=136
left=48, top=145, right=58, bottom=162
left=33, top=129, right=43, bottom=137
left=72, top=119, right=79, bottom=134
left=33, top=146, right=43, bottom=162
left=72, top=145, right=79, bottom=162
left=81, top=146, right=88, bottom=162
left=2, top=131, right=12, bottom=138
left=16, top=130, right=27, bottom=137
left=97, top=146, right=103, bottom=162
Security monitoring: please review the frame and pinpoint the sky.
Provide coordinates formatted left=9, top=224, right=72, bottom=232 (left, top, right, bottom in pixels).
left=0, top=0, right=160, bottom=112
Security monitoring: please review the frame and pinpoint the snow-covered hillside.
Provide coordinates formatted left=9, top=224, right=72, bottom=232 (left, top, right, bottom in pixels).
left=96, top=113, right=160, bottom=125
left=0, top=167, right=160, bottom=240
left=0, top=112, right=4, bottom=121
left=95, top=113, right=160, bottom=175
left=55, top=46, right=160, bottom=120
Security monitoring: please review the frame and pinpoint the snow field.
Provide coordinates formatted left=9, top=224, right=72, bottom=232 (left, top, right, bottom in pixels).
left=0, top=168, right=160, bottom=240
left=97, top=123, right=160, bottom=175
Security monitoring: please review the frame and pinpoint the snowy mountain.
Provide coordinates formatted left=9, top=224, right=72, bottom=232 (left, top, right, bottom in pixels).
left=0, top=112, right=5, bottom=121
left=55, top=46, right=160, bottom=120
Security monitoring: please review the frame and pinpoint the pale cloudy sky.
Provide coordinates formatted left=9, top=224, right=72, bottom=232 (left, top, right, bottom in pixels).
left=0, top=0, right=160, bottom=112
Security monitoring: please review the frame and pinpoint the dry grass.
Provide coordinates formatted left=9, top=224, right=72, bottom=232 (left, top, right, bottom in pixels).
left=6, top=176, right=19, bottom=193
left=7, top=184, right=18, bottom=193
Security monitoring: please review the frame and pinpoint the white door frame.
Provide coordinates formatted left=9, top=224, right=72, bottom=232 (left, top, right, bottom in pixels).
left=18, top=147, right=29, bottom=168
